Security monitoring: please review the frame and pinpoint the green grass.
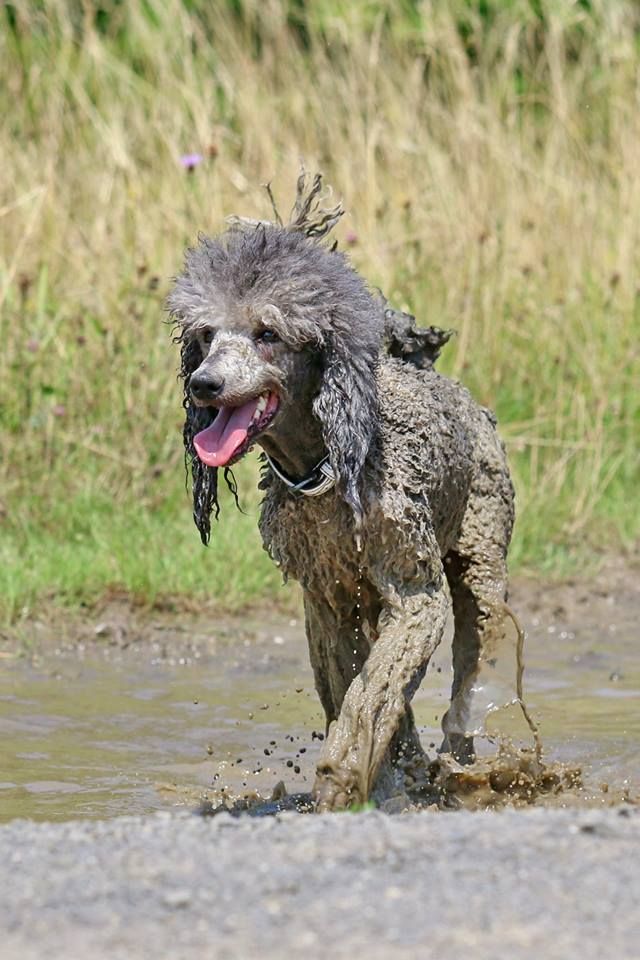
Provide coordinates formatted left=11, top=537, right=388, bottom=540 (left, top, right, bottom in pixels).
left=0, top=460, right=287, bottom=622
left=1, top=1, right=639, bottom=623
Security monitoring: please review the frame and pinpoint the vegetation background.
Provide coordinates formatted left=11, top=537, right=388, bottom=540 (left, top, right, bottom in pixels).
left=1, top=0, right=638, bottom=623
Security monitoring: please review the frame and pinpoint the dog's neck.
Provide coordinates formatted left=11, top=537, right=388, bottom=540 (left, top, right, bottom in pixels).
left=258, top=411, right=327, bottom=482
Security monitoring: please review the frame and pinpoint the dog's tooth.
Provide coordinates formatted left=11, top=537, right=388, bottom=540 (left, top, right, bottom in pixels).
left=250, top=395, right=267, bottom=426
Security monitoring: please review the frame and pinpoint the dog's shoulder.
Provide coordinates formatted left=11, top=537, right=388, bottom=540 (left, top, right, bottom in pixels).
left=376, top=357, right=475, bottom=434
left=369, top=359, right=479, bottom=542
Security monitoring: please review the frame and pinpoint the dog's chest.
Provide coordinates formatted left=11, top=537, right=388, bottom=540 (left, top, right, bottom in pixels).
left=259, top=489, right=362, bottom=592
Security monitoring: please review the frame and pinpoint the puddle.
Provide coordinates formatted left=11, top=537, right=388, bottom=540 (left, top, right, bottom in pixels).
left=0, top=620, right=325, bottom=822
left=0, top=569, right=638, bottom=821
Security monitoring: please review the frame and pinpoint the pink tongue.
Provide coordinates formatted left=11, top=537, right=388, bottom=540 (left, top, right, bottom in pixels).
left=193, top=397, right=262, bottom=467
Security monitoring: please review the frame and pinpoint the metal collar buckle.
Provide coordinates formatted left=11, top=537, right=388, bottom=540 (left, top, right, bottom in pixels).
left=265, top=453, right=335, bottom=497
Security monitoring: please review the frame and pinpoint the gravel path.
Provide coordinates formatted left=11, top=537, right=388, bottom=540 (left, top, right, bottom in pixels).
left=2, top=806, right=638, bottom=960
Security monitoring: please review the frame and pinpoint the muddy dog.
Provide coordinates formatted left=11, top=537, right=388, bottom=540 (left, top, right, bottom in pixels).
left=168, top=175, right=515, bottom=811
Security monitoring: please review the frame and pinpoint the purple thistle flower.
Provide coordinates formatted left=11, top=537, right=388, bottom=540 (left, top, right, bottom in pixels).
left=180, top=153, right=203, bottom=172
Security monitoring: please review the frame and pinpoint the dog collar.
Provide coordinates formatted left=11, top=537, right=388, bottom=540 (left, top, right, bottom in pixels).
left=264, top=453, right=336, bottom=497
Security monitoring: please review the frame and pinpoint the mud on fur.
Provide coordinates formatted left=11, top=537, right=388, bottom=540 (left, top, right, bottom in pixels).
left=168, top=172, right=520, bottom=812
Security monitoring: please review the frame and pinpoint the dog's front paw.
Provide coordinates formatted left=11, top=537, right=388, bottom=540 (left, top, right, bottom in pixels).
left=312, top=764, right=365, bottom=812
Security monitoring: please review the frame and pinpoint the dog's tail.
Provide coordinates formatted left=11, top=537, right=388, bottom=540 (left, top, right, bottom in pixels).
left=383, top=303, right=453, bottom=370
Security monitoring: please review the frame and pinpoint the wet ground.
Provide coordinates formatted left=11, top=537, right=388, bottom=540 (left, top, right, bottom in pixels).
left=1, top=556, right=638, bottom=821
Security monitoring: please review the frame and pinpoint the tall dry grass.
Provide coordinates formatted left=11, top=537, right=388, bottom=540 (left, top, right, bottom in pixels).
left=1, top=0, right=638, bottom=620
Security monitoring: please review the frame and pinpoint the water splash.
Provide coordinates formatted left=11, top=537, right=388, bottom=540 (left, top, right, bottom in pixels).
left=444, top=601, right=542, bottom=759
left=352, top=559, right=364, bottom=675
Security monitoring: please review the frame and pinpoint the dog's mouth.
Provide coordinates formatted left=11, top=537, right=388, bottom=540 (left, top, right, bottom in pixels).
left=193, top=391, right=280, bottom=468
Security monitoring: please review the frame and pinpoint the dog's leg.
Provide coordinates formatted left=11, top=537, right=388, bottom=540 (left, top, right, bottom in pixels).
left=440, top=413, right=515, bottom=764
left=441, top=549, right=509, bottom=763
left=304, top=593, right=371, bottom=729
left=313, top=577, right=448, bottom=811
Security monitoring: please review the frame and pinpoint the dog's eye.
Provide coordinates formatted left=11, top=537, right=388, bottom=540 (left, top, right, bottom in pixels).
left=255, top=328, right=279, bottom=344
left=200, top=328, right=215, bottom=345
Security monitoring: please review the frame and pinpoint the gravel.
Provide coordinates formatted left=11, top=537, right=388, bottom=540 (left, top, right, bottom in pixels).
left=1, top=806, right=638, bottom=959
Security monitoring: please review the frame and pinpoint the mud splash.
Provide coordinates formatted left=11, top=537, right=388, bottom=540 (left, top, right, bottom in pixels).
left=415, top=744, right=582, bottom=810
left=201, top=746, right=584, bottom=818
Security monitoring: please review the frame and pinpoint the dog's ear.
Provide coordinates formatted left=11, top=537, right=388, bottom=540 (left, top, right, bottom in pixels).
left=179, top=336, right=220, bottom=545
left=313, top=332, right=378, bottom=524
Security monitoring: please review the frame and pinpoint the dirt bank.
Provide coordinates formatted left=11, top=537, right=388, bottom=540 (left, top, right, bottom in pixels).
left=2, top=554, right=637, bottom=662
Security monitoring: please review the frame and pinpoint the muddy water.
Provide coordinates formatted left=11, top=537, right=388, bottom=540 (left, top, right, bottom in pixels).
left=0, top=618, right=325, bottom=822
left=1, top=569, right=638, bottom=821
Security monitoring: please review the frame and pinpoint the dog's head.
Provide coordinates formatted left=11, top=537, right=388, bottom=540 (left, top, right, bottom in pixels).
left=169, top=223, right=384, bottom=544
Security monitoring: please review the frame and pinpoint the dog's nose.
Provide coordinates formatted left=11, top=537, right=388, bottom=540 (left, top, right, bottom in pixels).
left=189, top=371, right=225, bottom=401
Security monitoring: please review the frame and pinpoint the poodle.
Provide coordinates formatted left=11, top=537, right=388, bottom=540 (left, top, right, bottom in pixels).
left=168, top=174, right=515, bottom=811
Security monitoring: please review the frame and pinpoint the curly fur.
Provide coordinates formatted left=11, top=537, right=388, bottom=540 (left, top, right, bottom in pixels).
left=169, top=183, right=516, bottom=811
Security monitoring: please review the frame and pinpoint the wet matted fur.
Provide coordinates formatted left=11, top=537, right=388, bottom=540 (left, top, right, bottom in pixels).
left=168, top=176, right=515, bottom=811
